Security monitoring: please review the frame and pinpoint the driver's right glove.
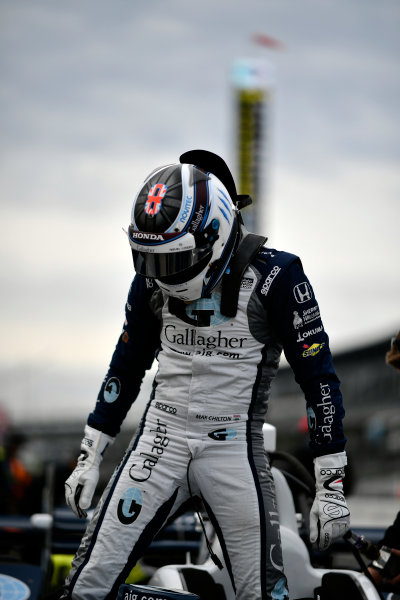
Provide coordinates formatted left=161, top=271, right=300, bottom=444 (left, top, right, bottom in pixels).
left=65, top=425, right=114, bottom=518
left=309, top=451, right=350, bottom=551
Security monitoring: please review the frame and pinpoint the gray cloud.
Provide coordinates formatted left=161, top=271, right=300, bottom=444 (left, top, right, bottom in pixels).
left=0, top=0, right=399, bottom=423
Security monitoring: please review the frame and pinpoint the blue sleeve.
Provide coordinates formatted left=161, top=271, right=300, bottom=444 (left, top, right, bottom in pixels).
left=267, top=258, right=346, bottom=457
left=87, top=275, right=161, bottom=437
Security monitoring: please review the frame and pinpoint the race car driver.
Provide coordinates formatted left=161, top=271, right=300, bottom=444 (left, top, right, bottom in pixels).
left=63, top=150, right=350, bottom=600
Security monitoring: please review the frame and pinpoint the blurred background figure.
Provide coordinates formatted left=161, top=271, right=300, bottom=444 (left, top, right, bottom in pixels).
left=0, top=404, right=45, bottom=516
left=365, top=332, right=400, bottom=597
left=0, top=430, right=32, bottom=514
left=386, top=332, right=400, bottom=373
left=367, top=511, right=400, bottom=598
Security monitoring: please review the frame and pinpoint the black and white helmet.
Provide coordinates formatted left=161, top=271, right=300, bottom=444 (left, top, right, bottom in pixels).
left=127, top=151, right=243, bottom=301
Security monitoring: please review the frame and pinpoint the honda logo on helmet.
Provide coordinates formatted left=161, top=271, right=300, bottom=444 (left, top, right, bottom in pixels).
left=130, top=231, right=164, bottom=241
left=145, top=183, right=167, bottom=216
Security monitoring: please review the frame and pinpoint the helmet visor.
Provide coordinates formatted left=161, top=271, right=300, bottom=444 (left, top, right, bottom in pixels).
left=132, top=246, right=213, bottom=280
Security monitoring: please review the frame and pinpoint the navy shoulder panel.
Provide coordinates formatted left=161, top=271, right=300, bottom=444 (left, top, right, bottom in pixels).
left=252, top=247, right=301, bottom=303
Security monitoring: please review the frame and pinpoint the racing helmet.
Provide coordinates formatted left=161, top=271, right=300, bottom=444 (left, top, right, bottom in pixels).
left=127, top=153, right=242, bottom=301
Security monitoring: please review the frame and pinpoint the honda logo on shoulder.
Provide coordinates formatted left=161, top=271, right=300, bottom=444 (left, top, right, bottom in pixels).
left=293, top=282, right=313, bottom=304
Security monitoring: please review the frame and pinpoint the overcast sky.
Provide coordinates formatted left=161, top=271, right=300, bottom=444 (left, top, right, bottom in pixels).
left=1, top=0, right=399, bottom=425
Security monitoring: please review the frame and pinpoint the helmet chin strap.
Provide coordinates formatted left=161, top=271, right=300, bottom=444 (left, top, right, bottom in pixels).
left=166, top=223, right=266, bottom=319
left=220, top=226, right=267, bottom=317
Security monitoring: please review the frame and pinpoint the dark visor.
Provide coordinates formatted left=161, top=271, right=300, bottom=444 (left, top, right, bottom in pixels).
left=132, top=246, right=213, bottom=280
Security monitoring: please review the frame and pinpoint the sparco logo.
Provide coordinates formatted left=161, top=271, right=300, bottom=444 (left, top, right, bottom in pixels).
left=322, top=502, right=348, bottom=520
left=82, top=437, right=93, bottom=448
left=130, top=232, right=164, bottom=241
left=260, top=266, right=281, bottom=296
left=155, top=402, right=177, bottom=415
left=129, top=419, right=169, bottom=482
left=320, top=468, right=345, bottom=477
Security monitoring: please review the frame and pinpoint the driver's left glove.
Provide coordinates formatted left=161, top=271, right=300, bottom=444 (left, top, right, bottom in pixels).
left=309, top=451, right=350, bottom=551
left=65, top=425, right=114, bottom=518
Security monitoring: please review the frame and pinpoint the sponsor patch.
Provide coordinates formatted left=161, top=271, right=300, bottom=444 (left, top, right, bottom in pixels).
left=195, top=414, right=241, bottom=422
left=164, top=325, right=246, bottom=349
left=0, top=575, right=30, bottom=600
left=208, top=428, right=238, bottom=441
left=307, top=406, right=316, bottom=431
left=302, top=342, right=325, bottom=357
left=104, top=377, right=121, bottom=403
left=155, top=402, right=177, bottom=415
left=82, top=436, right=93, bottom=448
left=130, top=231, right=164, bottom=241
left=293, top=306, right=321, bottom=329
left=317, top=382, right=335, bottom=443
left=241, top=277, right=254, bottom=290
left=117, top=487, right=143, bottom=524
left=293, top=282, right=313, bottom=304
left=293, top=311, right=303, bottom=329
left=302, top=304, right=320, bottom=323
left=260, top=266, right=281, bottom=296
left=121, top=585, right=184, bottom=600
left=129, top=419, right=168, bottom=483
left=296, top=325, right=324, bottom=342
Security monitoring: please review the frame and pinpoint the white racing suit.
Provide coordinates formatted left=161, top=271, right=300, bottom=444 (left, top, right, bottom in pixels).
left=65, top=247, right=346, bottom=600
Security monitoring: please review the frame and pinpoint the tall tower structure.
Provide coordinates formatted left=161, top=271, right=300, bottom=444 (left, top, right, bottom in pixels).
left=231, top=58, right=274, bottom=234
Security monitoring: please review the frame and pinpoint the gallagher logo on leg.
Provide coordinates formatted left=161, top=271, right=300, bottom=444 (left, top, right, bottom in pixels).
left=117, top=487, right=143, bottom=524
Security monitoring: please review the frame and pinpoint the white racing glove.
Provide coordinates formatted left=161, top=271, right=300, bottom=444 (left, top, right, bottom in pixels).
left=65, top=425, right=114, bottom=518
left=309, top=451, right=350, bottom=551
